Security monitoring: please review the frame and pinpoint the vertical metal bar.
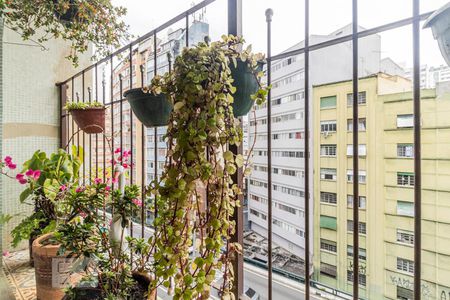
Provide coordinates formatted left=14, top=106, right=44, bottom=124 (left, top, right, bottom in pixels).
left=229, top=0, right=244, bottom=298
left=88, top=87, right=92, bottom=183
left=71, top=76, right=75, bottom=155
left=82, top=71, right=86, bottom=185
left=153, top=32, right=158, bottom=220
left=140, top=64, right=146, bottom=236
left=413, top=0, right=421, bottom=298
left=95, top=64, right=99, bottom=180
left=303, top=0, right=311, bottom=297
left=111, top=57, right=115, bottom=195
left=352, top=0, right=359, bottom=297
left=265, top=9, right=273, bottom=300
left=119, top=73, right=123, bottom=161
left=102, top=71, right=107, bottom=221
left=185, top=14, right=189, bottom=47
left=129, top=45, right=134, bottom=251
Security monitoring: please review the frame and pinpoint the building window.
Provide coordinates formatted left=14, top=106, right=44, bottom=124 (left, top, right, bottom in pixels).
left=347, top=118, right=366, bottom=131
left=347, top=91, right=367, bottom=106
left=321, top=168, right=337, bottom=181
left=397, top=229, right=414, bottom=245
left=320, top=120, right=337, bottom=133
left=397, top=172, right=415, bottom=186
left=397, top=201, right=414, bottom=217
left=250, top=209, right=267, bottom=221
left=347, top=271, right=367, bottom=286
left=347, top=220, right=366, bottom=235
left=320, top=216, right=337, bottom=230
left=347, top=195, right=366, bottom=209
left=320, top=239, right=337, bottom=253
left=397, top=144, right=414, bottom=158
left=320, top=96, right=337, bottom=109
left=397, top=286, right=413, bottom=300
left=397, top=258, right=414, bottom=274
left=347, top=245, right=366, bottom=260
left=320, top=263, right=337, bottom=278
left=276, top=203, right=296, bottom=215
left=321, top=192, right=337, bottom=204
left=346, top=144, right=367, bottom=156
left=320, top=144, right=337, bottom=157
left=347, top=170, right=366, bottom=184
left=397, top=114, right=414, bottom=128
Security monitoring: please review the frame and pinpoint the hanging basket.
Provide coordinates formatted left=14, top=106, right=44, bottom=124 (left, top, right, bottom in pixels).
left=230, top=60, right=263, bottom=117
left=124, top=88, right=173, bottom=127
left=70, top=107, right=106, bottom=134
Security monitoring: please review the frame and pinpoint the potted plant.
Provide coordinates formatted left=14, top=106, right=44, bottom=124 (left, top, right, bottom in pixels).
left=123, top=88, right=173, bottom=127
left=65, top=101, right=106, bottom=134
left=0, top=0, right=131, bottom=66
left=147, top=35, right=268, bottom=299
left=56, top=166, right=156, bottom=300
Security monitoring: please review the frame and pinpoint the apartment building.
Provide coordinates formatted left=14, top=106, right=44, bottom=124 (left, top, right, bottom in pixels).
left=405, top=64, right=450, bottom=89
left=247, top=24, right=381, bottom=262
left=313, top=73, right=450, bottom=299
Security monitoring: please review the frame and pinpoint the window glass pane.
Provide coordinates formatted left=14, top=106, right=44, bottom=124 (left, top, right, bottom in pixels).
left=320, top=216, right=337, bottom=230
left=397, top=201, right=414, bottom=217
left=320, top=96, right=337, bottom=109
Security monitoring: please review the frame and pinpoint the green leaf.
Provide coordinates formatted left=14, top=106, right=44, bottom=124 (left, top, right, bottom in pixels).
left=235, top=154, right=244, bottom=168
left=223, top=151, right=233, bottom=162
left=19, top=188, right=32, bottom=203
left=174, top=101, right=185, bottom=111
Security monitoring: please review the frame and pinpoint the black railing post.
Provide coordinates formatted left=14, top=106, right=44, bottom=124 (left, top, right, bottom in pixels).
left=304, top=0, right=311, bottom=298
left=265, top=8, right=273, bottom=300
left=352, top=0, right=359, bottom=297
left=228, top=0, right=244, bottom=298
left=413, top=0, right=421, bottom=298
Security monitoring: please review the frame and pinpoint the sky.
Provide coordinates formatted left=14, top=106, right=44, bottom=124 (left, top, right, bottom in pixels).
left=112, top=0, right=448, bottom=68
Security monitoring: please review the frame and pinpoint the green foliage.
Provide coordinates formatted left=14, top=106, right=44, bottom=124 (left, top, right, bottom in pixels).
left=148, top=35, right=268, bottom=299
left=64, top=101, right=105, bottom=111
left=10, top=147, right=83, bottom=247
left=0, top=0, right=131, bottom=66
left=55, top=181, right=149, bottom=298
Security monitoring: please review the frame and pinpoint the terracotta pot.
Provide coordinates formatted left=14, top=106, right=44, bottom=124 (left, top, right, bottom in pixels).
left=70, top=108, right=106, bottom=134
left=33, top=233, right=74, bottom=300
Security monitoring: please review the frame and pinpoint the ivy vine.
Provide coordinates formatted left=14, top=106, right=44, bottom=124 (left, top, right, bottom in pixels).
left=147, top=35, right=268, bottom=300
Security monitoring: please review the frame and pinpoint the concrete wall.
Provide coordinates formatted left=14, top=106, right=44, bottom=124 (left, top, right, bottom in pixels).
left=0, top=22, right=91, bottom=251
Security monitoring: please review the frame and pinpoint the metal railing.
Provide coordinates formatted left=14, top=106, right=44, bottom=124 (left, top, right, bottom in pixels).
left=57, top=0, right=429, bottom=299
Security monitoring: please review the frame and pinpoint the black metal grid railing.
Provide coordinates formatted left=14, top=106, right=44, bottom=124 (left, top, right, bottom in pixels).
left=57, top=0, right=430, bottom=299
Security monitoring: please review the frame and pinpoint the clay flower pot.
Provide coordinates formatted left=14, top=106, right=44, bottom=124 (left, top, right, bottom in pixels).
left=33, top=233, right=74, bottom=300
left=70, top=107, right=106, bottom=134
left=230, top=61, right=263, bottom=117
left=124, top=88, right=173, bottom=127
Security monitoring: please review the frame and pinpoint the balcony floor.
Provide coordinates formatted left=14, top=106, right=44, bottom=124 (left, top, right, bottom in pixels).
left=2, top=250, right=35, bottom=300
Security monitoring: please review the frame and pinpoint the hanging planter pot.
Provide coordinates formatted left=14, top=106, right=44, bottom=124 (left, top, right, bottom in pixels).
left=124, top=88, right=173, bottom=127
left=423, top=3, right=450, bottom=66
left=230, top=60, right=263, bottom=117
left=70, top=107, right=106, bottom=134
left=53, top=0, right=79, bottom=23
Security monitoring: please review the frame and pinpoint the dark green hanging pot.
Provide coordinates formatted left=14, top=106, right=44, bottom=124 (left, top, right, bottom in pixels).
left=230, top=60, right=263, bottom=117
left=124, top=88, right=173, bottom=127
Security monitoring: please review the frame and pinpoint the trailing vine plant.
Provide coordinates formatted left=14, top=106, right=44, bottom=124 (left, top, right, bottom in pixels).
left=147, top=35, right=268, bottom=300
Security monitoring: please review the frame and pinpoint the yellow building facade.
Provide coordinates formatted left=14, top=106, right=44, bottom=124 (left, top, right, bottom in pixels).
left=313, top=73, right=450, bottom=299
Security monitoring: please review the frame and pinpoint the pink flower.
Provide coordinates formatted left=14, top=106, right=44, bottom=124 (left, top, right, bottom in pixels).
left=132, top=198, right=143, bottom=207
left=79, top=212, right=87, bottom=218
left=76, top=187, right=85, bottom=193
left=123, top=163, right=129, bottom=169
left=60, top=185, right=67, bottom=191
left=105, top=186, right=111, bottom=191
left=123, top=150, right=131, bottom=158
left=114, top=148, right=121, bottom=154
left=25, top=169, right=34, bottom=177
left=7, top=163, right=16, bottom=170
left=4, top=156, right=12, bottom=163
left=94, top=178, right=102, bottom=184
left=32, top=170, right=41, bottom=180
left=2, top=250, right=9, bottom=257
left=112, top=178, right=118, bottom=184
left=16, top=173, right=27, bottom=185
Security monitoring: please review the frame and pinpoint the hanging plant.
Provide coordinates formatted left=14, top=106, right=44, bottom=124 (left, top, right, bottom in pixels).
left=65, top=101, right=106, bottom=134
left=0, top=0, right=131, bottom=66
left=147, top=35, right=269, bottom=299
